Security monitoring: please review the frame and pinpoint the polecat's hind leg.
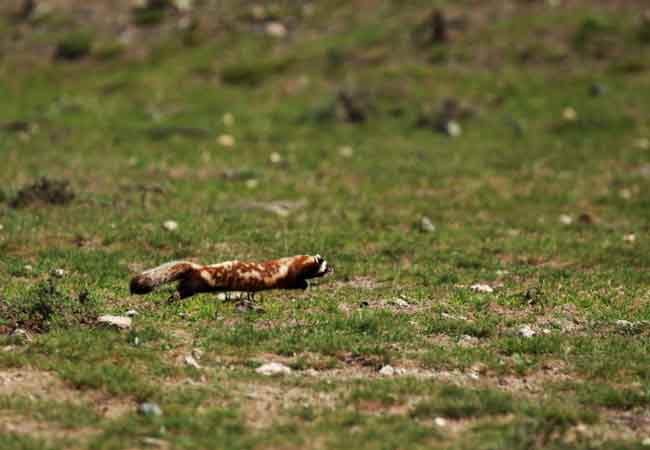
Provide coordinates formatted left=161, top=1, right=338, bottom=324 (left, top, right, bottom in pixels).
left=168, top=280, right=196, bottom=303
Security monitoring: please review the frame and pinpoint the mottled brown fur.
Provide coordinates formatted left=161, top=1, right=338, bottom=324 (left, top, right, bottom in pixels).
left=130, top=255, right=331, bottom=300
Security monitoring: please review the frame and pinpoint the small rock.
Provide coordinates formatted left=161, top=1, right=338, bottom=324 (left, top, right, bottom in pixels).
left=470, top=284, right=494, bottom=294
left=162, top=220, right=178, bottom=231
left=172, top=0, right=192, bottom=12
left=420, top=216, right=436, bottom=233
left=0, top=224, right=3, bottom=231
left=434, top=417, right=447, bottom=427
left=10, top=328, right=32, bottom=343
left=246, top=179, right=259, bottom=189
left=256, top=362, right=292, bottom=376
left=97, top=315, right=132, bottom=330
left=141, top=437, right=169, bottom=448
left=619, top=188, right=632, bottom=200
left=338, top=145, right=354, bottom=158
left=51, top=268, right=65, bottom=278
left=559, top=214, right=573, bottom=225
left=222, top=112, right=234, bottom=127
left=635, top=138, right=650, bottom=151
left=24, top=264, right=33, bottom=272
left=126, top=309, right=138, bottom=317
left=459, top=335, right=478, bottom=347
left=265, top=22, right=287, bottom=38
left=218, top=134, right=235, bottom=147
left=642, top=437, right=650, bottom=446
left=392, top=298, right=410, bottom=308
left=518, top=325, right=536, bottom=338
left=623, top=234, right=636, bottom=243
left=184, top=355, right=201, bottom=369
left=444, top=120, right=462, bottom=137
left=269, top=152, right=283, bottom=164
left=137, top=402, right=163, bottom=417
left=379, top=365, right=395, bottom=376
left=562, top=107, right=577, bottom=121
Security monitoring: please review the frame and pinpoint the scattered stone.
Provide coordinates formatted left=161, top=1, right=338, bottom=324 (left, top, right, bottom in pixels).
left=256, top=362, right=292, bottom=376
left=269, top=152, right=283, bottom=164
left=642, top=437, right=650, bottom=446
left=141, top=437, right=169, bottom=448
left=0, top=224, right=4, bottom=231
left=172, top=0, right=192, bottom=12
left=162, top=220, right=178, bottom=231
left=392, top=298, right=410, bottom=308
left=97, top=315, right=132, bottom=330
left=470, top=284, right=494, bottom=294
left=137, top=402, right=163, bottom=417
left=443, top=120, right=462, bottom=137
left=218, top=134, right=235, bottom=147
left=434, top=417, right=448, bottom=427
left=246, top=179, right=259, bottom=189
left=562, top=107, right=577, bottom=121
left=518, top=325, right=536, bottom=338
left=126, top=309, right=138, bottom=317
left=559, top=214, right=573, bottom=225
left=379, top=365, right=395, bottom=376
left=10, top=328, right=32, bottom=343
left=338, top=145, right=354, bottom=158
left=619, top=188, right=632, bottom=200
left=623, top=234, right=636, bottom=243
left=239, top=200, right=307, bottom=218
left=420, top=216, right=436, bottom=233
left=459, top=335, right=478, bottom=347
left=265, top=22, right=288, bottom=38
left=50, top=268, right=66, bottom=278
left=183, top=355, right=201, bottom=369
left=24, top=265, right=33, bottom=272
left=636, top=138, right=650, bottom=150
left=216, top=292, right=246, bottom=301
left=222, top=112, right=234, bottom=127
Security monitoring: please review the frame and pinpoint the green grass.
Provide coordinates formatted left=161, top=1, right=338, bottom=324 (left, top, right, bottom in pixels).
left=1, top=0, right=650, bottom=448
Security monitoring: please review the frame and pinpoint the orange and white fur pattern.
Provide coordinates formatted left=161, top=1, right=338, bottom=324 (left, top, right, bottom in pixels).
left=130, top=255, right=331, bottom=300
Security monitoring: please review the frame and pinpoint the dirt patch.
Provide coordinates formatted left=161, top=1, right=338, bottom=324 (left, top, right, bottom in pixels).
left=0, top=412, right=98, bottom=442
left=0, top=368, right=132, bottom=419
left=9, top=177, right=75, bottom=209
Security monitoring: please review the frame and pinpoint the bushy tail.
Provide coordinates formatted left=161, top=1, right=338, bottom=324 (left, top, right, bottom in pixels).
left=129, top=261, right=198, bottom=295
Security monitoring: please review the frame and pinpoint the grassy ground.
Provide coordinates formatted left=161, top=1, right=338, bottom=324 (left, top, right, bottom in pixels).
left=1, top=0, right=650, bottom=448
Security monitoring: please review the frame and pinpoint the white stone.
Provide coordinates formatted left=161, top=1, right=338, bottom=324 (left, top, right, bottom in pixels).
left=470, top=284, right=494, bottom=293
left=52, top=268, right=66, bottom=278
left=24, top=265, right=33, bottom=272
left=445, top=121, right=462, bottom=137
left=379, top=365, right=395, bottom=376
left=184, top=355, right=201, bottom=369
left=265, top=22, right=287, bottom=38
left=623, top=234, right=636, bottom=243
left=420, top=216, right=436, bottom=233
left=434, top=417, right=447, bottom=427
left=218, top=134, right=235, bottom=147
left=269, top=152, right=283, bottom=164
left=518, top=325, right=536, bottom=338
left=559, top=214, right=573, bottom=225
left=256, top=362, right=292, bottom=376
left=392, top=298, right=410, bottom=308
left=562, top=107, right=577, bottom=121
left=222, top=113, right=234, bottom=127
left=162, top=220, right=178, bottom=231
left=338, top=146, right=354, bottom=158
left=246, top=179, right=259, bottom=189
left=0, top=224, right=4, bottom=231
left=97, top=315, right=132, bottom=330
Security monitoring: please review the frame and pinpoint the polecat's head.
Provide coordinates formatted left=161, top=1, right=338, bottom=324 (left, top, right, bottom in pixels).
left=298, top=254, right=332, bottom=280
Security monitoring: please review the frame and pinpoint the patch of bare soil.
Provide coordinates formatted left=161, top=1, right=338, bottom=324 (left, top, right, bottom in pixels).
left=0, top=368, right=132, bottom=419
left=0, top=413, right=98, bottom=442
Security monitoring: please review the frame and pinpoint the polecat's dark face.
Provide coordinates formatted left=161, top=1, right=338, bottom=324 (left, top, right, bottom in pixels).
left=299, top=254, right=332, bottom=280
